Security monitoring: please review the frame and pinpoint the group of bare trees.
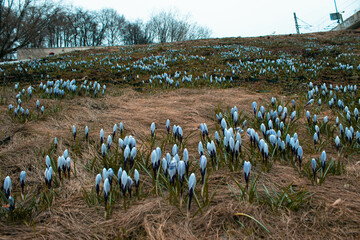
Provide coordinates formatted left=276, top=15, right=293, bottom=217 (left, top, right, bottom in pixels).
left=0, top=0, right=212, bottom=60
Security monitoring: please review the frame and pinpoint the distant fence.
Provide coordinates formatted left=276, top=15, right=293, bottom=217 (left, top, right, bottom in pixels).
left=17, top=47, right=102, bottom=60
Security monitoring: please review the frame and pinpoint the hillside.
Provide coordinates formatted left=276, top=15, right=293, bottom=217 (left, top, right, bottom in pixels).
left=0, top=30, right=359, bottom=239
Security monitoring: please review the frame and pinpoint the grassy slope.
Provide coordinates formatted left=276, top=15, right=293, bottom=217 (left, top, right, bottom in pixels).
left=0, top=30, right=359, bottom=239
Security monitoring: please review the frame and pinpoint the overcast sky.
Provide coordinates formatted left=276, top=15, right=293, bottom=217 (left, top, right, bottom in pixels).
left=66, top=0, right=359, bottom=38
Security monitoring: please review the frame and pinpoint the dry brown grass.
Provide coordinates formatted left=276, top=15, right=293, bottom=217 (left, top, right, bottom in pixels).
left=0, top=85, right=359, bottom=239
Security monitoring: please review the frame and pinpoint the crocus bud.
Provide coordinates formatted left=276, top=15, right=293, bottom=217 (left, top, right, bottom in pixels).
left=95, top=174, right=102, bottom=197
left=166, top=119, right=170, bottom=134
left=73, top=125, right=76, bottom=140
left=321, top=151, right=326, bottom=172
left=168, top=159, right=177, bottom=185
left=113, top=124, right=117, bottom=138
left=124, top=145, right=130, bottom=167
left=85, top=126, right=89, bottom=141
left=335, top=136, right=340, bottom=151
left=121, top=171, right=128, bottom=196
left=311, top=158, right=317, bottom=181
left=200, top=155, right=207, bottom=185
left=198, top=142, right=204, bottom=156
left=103, top=178, right=110, bottom=210
left=3, top=176, right=11, bottom=199
left=107, top=135, right=112, bottom=150
left=188, top=173, right=196, bottom=213
left=100, top=129, right=104, bottom=144
left=178, top=161, right=186, bottom=185
left=243, top=161, right=251, bottom=184
left=150, top=122, right=155, bottom=137
left=101, top=143, right=107, bottom=158
left=134, top=169, right=140, bottom=188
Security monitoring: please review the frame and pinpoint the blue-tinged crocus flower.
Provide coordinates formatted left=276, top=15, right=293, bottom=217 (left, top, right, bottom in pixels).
left=73, top=125, right=76, bottom=140
left=85, top=126, right=89, bottom=141
left=214, top=131, right=220, bottom=145
left=178, top=161, right=186, bottom=186
left=4, top=176, right=11, bottom=199
left=103, top=178, right=110, bottom=211
left=339, top=123, right=344, bottom=136
left=233, top=111, right=238, bottom=127
left=119, top=122, right=124, bottom=134
left=183, top=148, right=189, bottom=175
left=130, top=147, right=137, bottom=169
left=335, top=136, right=340, bottom=151
left=178, top=126, right=183, bottom=143
left=269, top=135, right=277, bottom=148
left=188, top=173, right=196, bottom=216
left=57, top=156, right=65, bottom=181
left=168, top=159, right=177, bottom=185
left=121, top=171, right=128, bottom=196
left=198, top=142, right=204, bottom=156
left=356, top=131, right=360, bottom=144
left=311, top=158, right=317, bottom=181
left=151, top=150, right=159, bottom=177
left=172, top=144, right=178, bottom=156
left=271, top=97, right=276, bottom=106
left=124, top=145, right=130, bottom=168
left=162, top=158, right=168, bottom=176
left=355, top=108, right=359, bottom=122
left=134, top=169, right=140, bottom=189
left=173, top=125, right=178, bottom=138
left=200, top=155, right=207, bottom=185
left=113, top=124, right=117, bottom=138
left=313, top=114, right=317, bottom=125
left=321, top=151, right=326, bottom=172
left=7, top=196, right=15, bottom=211
left=100, top=129, right=104, bottom=144
left=229, top=137, right=235, bottom=160
left=107, top=135, right=112, bottom=150
left=54, top=137, right=58, bottom=149
left=304, top=99, right=314, bottom=108
left=46, top=155, right=51, bottom=169
left=117, top=167, right=123, bottom=186
left=150, top=122, right=155, bottom=137
left=306, top=111, right=310, bottom=123
left=166, top=119, right=170, bottom=134
left=45, top=167, right=53, bottom=188
left=260, top=123, right=266, bottom=137
left=101, top=143, right=107, bottom=158
left=290, top=111, right=296, bottom=122
left=36, top=100, right=40, bottom=111
left=313, top=132, right=318, bottom=146
left=221, top=118, right=227, bottom=131
left=127, top=176, right=133, bottom=197
left=243, top=161, right=251, bottom=185
left=41, top=106, right=44, bottom=114
left=107, top=168, right=114, bottom=185
left=252, top=102, right=257, bottom=116
left=297, top=146, right=303, bottom=170
left=118, top=138, right=124, bottom=150
left=66, top=157, right=71, bottom=179
left=95, top=174, right=102, bottom=197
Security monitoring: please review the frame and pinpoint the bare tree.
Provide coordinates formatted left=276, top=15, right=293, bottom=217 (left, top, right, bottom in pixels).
left=122, top=20, right=153, bottom=45
left=187, top=24, right=212, bottom=40
left=102, top=8, right=125, bottom=46
left=147, top=10, right=211, bottom=43
left=0, top=0, right=56, bottom=59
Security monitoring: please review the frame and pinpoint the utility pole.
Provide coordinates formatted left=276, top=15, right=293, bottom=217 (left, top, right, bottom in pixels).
left=293, top=12, right=300, bottom=34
